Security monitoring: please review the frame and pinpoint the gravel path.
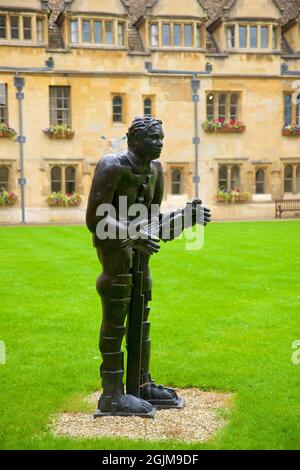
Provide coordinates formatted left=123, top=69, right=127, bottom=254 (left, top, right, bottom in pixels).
left=50, top=388, right=232, bottom=443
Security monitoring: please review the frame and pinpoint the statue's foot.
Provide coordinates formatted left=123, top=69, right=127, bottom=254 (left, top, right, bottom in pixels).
left=140, top=376, right=185, bottom=410
left=95, top=393, right=155, bottom=418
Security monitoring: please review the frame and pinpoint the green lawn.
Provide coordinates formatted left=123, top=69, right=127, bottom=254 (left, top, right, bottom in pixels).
left=0, top=221, right=300, bottom=450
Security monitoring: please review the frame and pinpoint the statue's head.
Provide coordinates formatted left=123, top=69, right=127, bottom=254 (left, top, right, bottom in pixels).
left=127, top=116, right=164, bottom=161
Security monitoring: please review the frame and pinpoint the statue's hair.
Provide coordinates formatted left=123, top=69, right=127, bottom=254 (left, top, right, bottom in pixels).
left=127, top=116, right=163, bottom=149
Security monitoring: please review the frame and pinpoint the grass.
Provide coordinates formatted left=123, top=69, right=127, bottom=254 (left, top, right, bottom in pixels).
left=0, top=221, right=300, bottom=450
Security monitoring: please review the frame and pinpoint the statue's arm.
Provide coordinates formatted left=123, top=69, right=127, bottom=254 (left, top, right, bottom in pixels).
left=86, top=157, right=121, bottom=234
left=151, top=161, right=211, bottom=242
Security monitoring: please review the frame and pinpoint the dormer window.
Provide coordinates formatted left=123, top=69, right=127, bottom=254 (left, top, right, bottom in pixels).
left=68, top=18, right=126, bottom=48
left=149, top=21, right=203, bottom=49
left=226, top=23, right=280, bottom=51
left=0, top=13, right=46, bottom=44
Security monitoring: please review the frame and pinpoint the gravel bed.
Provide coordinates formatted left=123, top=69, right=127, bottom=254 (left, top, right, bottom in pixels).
left=50, top=388, right=231, bottom=443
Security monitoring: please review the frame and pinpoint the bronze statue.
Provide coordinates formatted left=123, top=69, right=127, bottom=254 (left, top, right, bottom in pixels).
left=86, top=116, right=211, bottom=417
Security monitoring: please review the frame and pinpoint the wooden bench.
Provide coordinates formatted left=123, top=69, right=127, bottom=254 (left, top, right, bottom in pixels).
left=275, top=199, right=300, bottom=219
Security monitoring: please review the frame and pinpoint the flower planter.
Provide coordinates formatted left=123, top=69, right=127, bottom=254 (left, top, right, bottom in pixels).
left=47, top=193, right=82, bottom=207
left=217, top=190, right=251, bottom=204
left=204, top=126, right=246, bottom=134
left=0, top=130, right=17, bottom=138
left=282, top=129, right=300, bottom=136
left=44, top=130, right=75, bottom=140
left=0, top=191, right=18, bottom=206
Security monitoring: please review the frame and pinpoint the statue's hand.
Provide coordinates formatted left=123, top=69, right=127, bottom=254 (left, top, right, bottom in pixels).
left=186, top=199, right=211, bottom=227
left=134, top=232, right=160, bottom=255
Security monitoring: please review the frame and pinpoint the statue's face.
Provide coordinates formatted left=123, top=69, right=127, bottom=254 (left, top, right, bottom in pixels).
left=135, top=124, right=164, bottom=161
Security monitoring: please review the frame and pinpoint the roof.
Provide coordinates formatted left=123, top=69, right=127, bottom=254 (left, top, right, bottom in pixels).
left=128, top=0, right=300, bottom=26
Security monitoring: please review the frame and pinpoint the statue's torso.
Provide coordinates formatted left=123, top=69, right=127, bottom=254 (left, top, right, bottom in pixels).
left=108, top=153, right=159, bottom=211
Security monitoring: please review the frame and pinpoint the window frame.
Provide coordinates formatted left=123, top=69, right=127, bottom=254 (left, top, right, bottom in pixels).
left=112, top=95, right=123, bottom=123
left=0, top=166, right=9, bottom=191
left=218, top=164, right=241, bottom=192
left=22, top=16, right=32, bottom=41
left=0, top=15, right=7, bottom=39
left=0, top=83, right=8, bottom=124
left=284, top=163, right=300, bottom=194
left=50, top=165, right=77, bottom=194
left=255, top=169, right=265, bottom=194
left=10, top=16, right=19, bottom=40
left=226, top=25, right=235, bottom=49
left=171, top=169, right=182, bottom=195
left=49, top=86, right=71, bottom=127
left=143, top=97, right=152, bottom=117
left=207, top=92, right=241, bottom=122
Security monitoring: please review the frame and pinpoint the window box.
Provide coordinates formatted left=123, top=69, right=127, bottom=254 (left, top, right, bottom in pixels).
left=217, top=189, right=251, bottom=203
left=47, top=192, right=82, bottom=207
left=0, top=189, right=18, bottom=206
left=43, top=125, right=74, bottom=140
left=0, top=123, right=17, bottom=138
left=203, top=119, right=245, bottom=133
left=282, top=126, right=300, bottom=136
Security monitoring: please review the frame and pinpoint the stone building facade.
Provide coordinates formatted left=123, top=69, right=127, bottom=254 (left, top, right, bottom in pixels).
left=1, top=0, right=300, bottom=223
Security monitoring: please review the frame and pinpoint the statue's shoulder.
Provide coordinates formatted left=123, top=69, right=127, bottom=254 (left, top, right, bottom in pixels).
left=96, top=153, right=127, bottom=173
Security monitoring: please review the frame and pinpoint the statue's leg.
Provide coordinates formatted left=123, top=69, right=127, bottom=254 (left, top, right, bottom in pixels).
left=95, top=245, right=154, bottom=417
left=139, top=254, right=184, bottom=409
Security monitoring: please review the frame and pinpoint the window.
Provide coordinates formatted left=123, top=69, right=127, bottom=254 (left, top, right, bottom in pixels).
left=184, top=24, right=193, bottom=47
left=105, top=21, right=113, bottom=45
left=36, top=17, right=44, bottom=43
left=173, top=24, right=181, bottom=47
left=118, top=22, right=125, bottom=46
left=51, top=166, right=62, bottom=192
left=171, top=170, right=181, bottom=195
left=218, top=165, right=228, bottom=190
left=49, top=86, right=71, bottom=126
left=231, top=165, right=240, bottom=189
left=239, top=25, right=247, bottom=48
left=23, top=17, right=32, bottom=40
left=207, top=92, right=240, bottom=122
left=284, top=94, right=292, bottom=126
left=272, top=26, right=278, bottom=50
left=70, top=20, right=78, bottom=44
left=10, top=16, right=19, bottom=40
left=261, top=26, right=268, bottom=48
left=206, top=94, right=214, bottom=121
left=65, top=166, right=76, bottom=193
left=196, top=24, right=201, bottom=48
left=250, top=26, right=257, bottom=48
left=0, top=84, right=8, bottom=123
left=150, top=23, right=158, bottom=47
left=230, top=94, right=238, bottom=120
left=218, top=165, right=241, bottom=191
left=218, top=94, right=227, bottom=122
left=283, top=164, right=300, bottom=193
left=51, top=166, right=76, bottom=194
left=284, top=165, right=293, bottom=192
left=296, top=95, right=300, bottom=126
left=94, top=21, right=102, bottom=44
left=82, top=20, right=91, bottom=43
left=162, top=23, right=171, bottom=46
left=0, top=167, right=9, bottom=191
left=256, top=169, right=265, bottom=194
left=113, top=96, right=122, bottom=123
left=0, top=16, right=6, bottom=39
left=297, top=165, right=300, bottom=193
left=226, top=26, right=235, bottom=49
left=144, top=98, right=152, bottom=117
